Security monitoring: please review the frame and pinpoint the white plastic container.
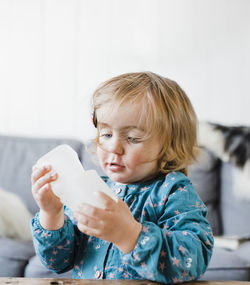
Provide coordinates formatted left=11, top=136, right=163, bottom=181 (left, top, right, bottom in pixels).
left=35, top=144, right=117, bottom=211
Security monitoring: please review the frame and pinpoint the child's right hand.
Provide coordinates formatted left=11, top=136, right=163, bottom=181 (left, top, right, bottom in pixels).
left=31, top=165, right=63, bottom=217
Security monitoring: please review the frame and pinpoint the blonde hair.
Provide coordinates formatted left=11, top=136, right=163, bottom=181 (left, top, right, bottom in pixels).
left=92, top=71, right=198, bottom=175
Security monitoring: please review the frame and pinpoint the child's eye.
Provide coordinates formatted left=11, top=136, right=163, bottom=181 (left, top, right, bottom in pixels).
left=100, top=133, right=112, bottom=139
left=127, top=137, right=141, bottom=144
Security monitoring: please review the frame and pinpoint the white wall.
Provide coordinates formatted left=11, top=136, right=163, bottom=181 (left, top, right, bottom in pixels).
left=0, top=0, right=250, bottom=143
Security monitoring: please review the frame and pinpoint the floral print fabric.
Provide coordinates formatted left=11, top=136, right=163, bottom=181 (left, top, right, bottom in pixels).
left=31, top=171, right=213, bottom=284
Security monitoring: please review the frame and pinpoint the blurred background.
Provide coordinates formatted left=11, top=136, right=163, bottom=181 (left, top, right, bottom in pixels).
left=0, top=0, right=249, bottom=143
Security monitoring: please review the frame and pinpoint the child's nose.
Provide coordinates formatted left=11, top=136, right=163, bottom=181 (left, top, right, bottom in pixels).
left=109, top=137, right=124, bottom=155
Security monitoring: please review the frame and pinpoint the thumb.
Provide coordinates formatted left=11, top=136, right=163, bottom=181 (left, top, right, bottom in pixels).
left=93, top=191, right=116, bottom=210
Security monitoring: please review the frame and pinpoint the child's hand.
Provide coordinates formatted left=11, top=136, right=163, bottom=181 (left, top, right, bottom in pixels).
left=74, top=192, right=142, bottom=254
left=31, top=165, right=64, bottom=229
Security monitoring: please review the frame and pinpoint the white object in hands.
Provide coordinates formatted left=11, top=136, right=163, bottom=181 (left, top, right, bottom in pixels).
left=35, top=144, right=117, bottom=211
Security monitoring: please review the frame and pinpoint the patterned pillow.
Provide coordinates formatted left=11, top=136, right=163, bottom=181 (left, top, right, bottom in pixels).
left=199, top=122, right=250, bottom=200
left=189, top=147, right=222, bottom=235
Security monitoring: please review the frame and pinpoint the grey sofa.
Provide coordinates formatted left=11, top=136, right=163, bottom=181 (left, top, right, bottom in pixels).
left=0, top=134, right=250, bottom=280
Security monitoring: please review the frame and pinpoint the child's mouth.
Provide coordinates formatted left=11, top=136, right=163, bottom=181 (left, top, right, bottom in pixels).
left=107, top=163, right=125, bottom=172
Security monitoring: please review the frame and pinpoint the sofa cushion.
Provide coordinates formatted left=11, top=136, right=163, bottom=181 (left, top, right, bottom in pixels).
left=0, top=238, right=35, bottom=277
left=189, top=147, right=222, bottom=235
left=201, top=246, right=250, bottom=281
left=221, top=162, right=250, bottom=235
left=24, top=255, right=72, bottom=278
left=0, top=135, right=85, bottom=216
left=235, top=241, right=250, bottom=266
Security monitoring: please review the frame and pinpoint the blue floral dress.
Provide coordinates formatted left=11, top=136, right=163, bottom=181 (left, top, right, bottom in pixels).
left=31, top=171, right=213, bottom=284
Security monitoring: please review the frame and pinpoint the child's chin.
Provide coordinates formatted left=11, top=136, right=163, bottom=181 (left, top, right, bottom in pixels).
left=108, top=173, right=129, bottom=184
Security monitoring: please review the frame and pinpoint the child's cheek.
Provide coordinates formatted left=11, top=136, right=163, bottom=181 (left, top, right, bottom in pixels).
left=96, top=146, right=106, bottom=164
left=128, top=150, right=144, bottom=166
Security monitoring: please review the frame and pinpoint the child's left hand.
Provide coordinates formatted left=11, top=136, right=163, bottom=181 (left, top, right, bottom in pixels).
left=74, top=191, right=142, bottom=254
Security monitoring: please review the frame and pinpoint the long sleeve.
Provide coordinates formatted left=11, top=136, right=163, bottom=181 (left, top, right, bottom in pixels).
left=31, top=207, right=79, bottom=273
left=120, top=175, right=214, bottom=283
left=31, top=173, right=213, bottom=282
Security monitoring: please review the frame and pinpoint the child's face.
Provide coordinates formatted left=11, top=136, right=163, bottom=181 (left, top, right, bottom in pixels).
left=96, top=102, right=161, bottom=184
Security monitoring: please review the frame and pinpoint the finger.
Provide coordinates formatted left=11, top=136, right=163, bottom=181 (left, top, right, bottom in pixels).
left=76, top=222, right=101, bottom=237
left=75, top=212, right=103, bottom=229
left=31, top=165, right=52, bottom=184
left=93, top=191, right=115, bottom=210
left=36, top=182, right=61, bottom=202
left=32, top=183, right=50, bottom=204
left=75, top=203, right=106, bottom=220
left=33, top=171, right=57, bottom=193
left=36, top=183, right=50, bottom=199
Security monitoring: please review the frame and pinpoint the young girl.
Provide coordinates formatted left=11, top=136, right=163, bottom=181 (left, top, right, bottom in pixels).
left=31, top=72, right=213, bottom=283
